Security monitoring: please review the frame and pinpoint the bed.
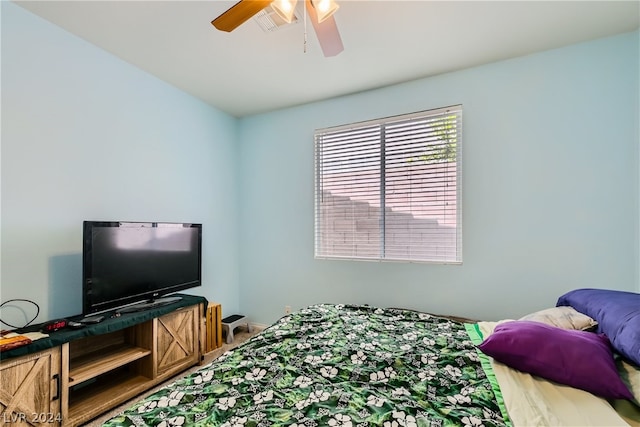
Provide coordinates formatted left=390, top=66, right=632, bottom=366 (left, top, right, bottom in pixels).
left=102, top=289, right=640, bottom=427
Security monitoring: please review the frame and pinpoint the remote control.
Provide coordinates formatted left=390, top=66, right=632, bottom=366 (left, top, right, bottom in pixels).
left=80, top=315, right=105, bottom=324
left=67, top=321, right=85, bottom=329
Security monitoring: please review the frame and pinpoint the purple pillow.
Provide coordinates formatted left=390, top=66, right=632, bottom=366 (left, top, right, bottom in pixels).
left=478, top=320, right=633, bottom=399
left=557, top=288, right=640, bottom=366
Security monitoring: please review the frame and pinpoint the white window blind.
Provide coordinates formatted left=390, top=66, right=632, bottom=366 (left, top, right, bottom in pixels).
left=314, top=105, right=462, bottom=263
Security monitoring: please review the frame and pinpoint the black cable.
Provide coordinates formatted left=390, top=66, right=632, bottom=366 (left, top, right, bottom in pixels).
left=0, top=299, right=40, bottom=329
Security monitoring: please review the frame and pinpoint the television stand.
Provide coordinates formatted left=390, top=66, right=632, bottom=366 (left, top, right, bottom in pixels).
left=0, top=295, right=207, bottom=427
left=116, top=296, right=183, bottom=314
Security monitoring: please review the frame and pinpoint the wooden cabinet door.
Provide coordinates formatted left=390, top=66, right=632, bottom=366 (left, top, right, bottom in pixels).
left=156, top=305, right=199, bottom=377
left=0, top=348, right=62, bottom=426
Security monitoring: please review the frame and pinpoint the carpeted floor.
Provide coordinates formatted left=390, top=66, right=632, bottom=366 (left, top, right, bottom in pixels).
left=84, top=325, right=260, bottom=426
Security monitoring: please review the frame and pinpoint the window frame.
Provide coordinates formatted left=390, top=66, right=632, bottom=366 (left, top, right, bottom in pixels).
left=314, top=105, right=463, bottom=264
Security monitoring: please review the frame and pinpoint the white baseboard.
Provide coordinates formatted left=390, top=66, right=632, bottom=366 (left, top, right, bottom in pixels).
left=250, top=322, right=269, bottom=331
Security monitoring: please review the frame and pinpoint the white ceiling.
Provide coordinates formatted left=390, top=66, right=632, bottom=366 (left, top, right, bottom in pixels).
left=15, top=0, right=640, bottom=118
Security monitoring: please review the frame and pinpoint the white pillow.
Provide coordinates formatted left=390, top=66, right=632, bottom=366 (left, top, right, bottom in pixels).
left=519, top=306, right=597, bottom=330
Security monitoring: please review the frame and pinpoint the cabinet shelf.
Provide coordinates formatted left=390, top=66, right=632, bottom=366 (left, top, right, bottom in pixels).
left=68, top=370, right=151, bottom=425
left=68, top=344, right=151, bottom=386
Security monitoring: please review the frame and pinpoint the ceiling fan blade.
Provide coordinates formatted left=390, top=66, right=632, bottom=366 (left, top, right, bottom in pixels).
left=305, top=0, right=344, bottom=57
left=212, top=0, right=272, bottom=32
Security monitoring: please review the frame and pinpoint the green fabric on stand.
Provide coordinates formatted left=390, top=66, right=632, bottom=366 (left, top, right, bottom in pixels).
left=0, top=294, right=207, bottom=360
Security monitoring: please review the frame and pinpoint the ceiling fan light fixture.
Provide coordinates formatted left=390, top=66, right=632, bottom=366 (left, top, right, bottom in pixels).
left=271, top=0, right=298, bottom=24
left=311, top=0, right=339, bottom=23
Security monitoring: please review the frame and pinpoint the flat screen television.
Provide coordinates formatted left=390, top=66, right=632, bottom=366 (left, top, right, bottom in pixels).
left=82, top=221, right=202, bottom=315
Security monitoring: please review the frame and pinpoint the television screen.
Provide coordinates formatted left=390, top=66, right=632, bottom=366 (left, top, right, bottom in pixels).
left=83, top=221, right=202, bottom=314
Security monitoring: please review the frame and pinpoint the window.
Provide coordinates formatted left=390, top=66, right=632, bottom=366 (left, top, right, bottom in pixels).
left=314, top=105, right=462, bottom=263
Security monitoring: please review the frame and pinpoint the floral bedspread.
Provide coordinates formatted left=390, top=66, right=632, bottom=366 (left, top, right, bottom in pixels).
left=103, top=304, right=509, bottom=427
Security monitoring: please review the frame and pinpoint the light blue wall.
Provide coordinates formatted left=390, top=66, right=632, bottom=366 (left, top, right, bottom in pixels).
left=3, top=2, right=638, bottom=328
left=1, top=2, right=240, bottom=327
left=238, top=31, right=640, bottom=324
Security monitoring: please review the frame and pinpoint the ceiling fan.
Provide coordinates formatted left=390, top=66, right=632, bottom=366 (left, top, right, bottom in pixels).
left=211, top=0, right=344, bottom=57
